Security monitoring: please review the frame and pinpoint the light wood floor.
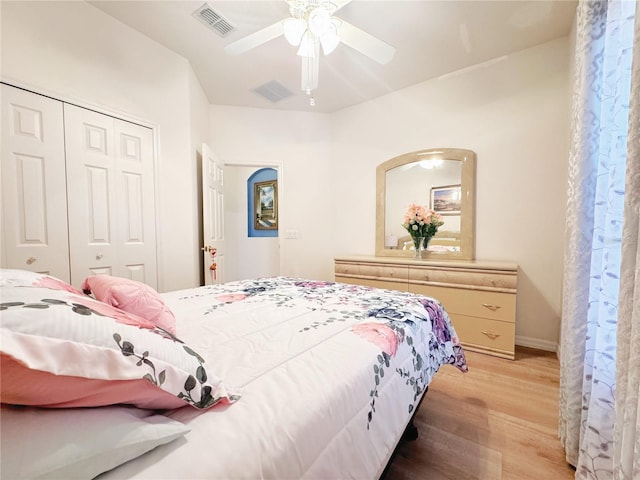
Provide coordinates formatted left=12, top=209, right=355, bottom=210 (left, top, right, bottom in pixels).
left=383, top=347, right=576, bottom=480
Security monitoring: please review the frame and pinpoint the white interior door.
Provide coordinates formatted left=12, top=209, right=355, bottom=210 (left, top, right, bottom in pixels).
left=202, top=143, right=225, bottom=285
left=64, top=104, right=157, bottom=288
left=1, top=84, right=70, bottom=281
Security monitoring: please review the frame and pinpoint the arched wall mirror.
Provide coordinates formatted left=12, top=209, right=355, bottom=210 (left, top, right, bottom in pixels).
left=376, top=148, right=476, bottom=260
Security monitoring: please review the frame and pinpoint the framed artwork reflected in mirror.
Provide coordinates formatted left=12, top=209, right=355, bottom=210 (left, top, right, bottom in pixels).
left=431, top=184, right=462, bottom=215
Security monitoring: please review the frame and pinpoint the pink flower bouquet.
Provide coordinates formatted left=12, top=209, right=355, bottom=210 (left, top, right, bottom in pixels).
left=402, top=202, right=444, bottom=246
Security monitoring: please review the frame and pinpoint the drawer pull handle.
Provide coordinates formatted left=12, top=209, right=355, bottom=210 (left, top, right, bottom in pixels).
left=482, top=303, right=501, bottom=311
left=481, top=331, right=501, bottom=340
left=96, top=253, right=104, bottom=260
left=26, top=256, right=36, bottom=265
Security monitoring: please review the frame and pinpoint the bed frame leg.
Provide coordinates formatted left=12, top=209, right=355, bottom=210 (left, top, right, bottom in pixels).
left=402, top=419, right=419, bottom=441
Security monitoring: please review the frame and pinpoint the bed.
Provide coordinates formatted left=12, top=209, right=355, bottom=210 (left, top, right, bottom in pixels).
left=398, top=231, right=461, bottom=252
left=0, top=269, right=467, bottom=479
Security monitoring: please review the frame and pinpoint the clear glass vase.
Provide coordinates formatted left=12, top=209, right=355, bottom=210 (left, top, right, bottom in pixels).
left=412, top=236, right=424, bottom=259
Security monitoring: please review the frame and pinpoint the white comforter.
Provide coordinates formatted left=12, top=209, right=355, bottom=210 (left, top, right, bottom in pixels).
left=99, top=277, right=467, bottom=479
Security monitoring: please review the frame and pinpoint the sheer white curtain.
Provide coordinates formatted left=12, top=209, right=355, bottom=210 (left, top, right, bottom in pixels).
left=559, top=0, right=639, bottom=479
left=614, top=1, right=640, bottom=476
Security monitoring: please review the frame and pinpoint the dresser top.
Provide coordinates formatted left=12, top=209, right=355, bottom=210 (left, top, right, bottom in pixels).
left=334, top=255, right=518, bottom=272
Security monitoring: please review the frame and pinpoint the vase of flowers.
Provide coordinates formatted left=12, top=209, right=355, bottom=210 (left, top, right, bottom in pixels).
left=402, top=203, right=444, bottom=259
left=412, top=236, right=425, bottom=259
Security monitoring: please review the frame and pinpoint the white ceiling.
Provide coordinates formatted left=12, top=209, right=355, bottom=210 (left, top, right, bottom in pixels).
left=90, top=0, right=577, bottom=113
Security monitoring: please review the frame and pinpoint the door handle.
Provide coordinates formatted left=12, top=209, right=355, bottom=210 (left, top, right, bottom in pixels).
left=201, top=245, right=217, bottom=254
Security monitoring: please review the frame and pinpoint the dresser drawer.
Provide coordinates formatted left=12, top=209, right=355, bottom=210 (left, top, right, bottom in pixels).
left=450, top=314, right=515, bottom=359
left=334, top=275, right=408, bottom=292
left=408, top=265, right=517, bottom=290
left=408, top=284, right=515, bottom=323
left=334, top=262, right=409, bottom=282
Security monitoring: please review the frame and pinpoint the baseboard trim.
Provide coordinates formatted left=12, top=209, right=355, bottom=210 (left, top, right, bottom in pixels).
left=515, top=335, right=557, bottom=352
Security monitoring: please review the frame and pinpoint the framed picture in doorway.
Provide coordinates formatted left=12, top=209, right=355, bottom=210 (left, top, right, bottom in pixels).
left=430, top=184, right=461, bottom=215
left=254, top=180, right=278, bottom=230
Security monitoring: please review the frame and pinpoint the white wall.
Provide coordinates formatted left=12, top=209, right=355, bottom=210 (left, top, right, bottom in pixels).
left=1, top=1, right=207, bottom=291
left=211, top=38, right=571, bottom=350
left=210, top=106, right=333, bottom=281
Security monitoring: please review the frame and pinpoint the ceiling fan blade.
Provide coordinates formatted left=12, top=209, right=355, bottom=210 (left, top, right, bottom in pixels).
left=224, top=21, right=284, bottom=55
left=338, top=20, right=395, bottom=65
left=329, top=0, right=353, bottom=15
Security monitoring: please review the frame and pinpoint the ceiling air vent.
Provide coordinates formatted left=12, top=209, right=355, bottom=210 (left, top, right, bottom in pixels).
left=253, top=81, right=293, bottom=103
left=193, top=3, right=235, bottom=37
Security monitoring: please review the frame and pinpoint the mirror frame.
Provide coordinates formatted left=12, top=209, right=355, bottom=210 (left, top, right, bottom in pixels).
left=375, top=148, right=476, bottom=260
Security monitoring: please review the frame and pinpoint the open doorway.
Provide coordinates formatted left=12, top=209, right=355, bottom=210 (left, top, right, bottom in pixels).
left=224, top=164, right=281, bottom=281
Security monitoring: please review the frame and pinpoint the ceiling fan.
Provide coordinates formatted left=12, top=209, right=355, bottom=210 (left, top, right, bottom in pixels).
left=224, top=0, right=396, bottom=104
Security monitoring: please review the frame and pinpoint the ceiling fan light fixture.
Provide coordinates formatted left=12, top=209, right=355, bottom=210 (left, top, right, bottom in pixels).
left=419, top=159, right=444, bottom=170
left=297, top=31, right=316, bottom=58
left=283, top=17, right=306, bottom=46
left=307, top=6, right=332, bottom=37
left=225, top=0, right=395, bottom=104
left=319, top=22, right=340, bottom=55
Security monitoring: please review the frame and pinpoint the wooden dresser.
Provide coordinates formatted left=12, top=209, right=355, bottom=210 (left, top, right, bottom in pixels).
left=334, top=256, right=518, bottom=360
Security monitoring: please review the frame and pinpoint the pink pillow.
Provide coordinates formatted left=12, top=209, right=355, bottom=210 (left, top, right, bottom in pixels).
left=1, top=355, right=188, bottom=409
left=82, top=275, right=176, bottom=335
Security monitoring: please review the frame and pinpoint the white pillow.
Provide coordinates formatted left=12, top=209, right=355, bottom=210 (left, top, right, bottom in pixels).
left=0, top=268, right=82, bottom=294
left=0, top=404, right=190, bottom=479
left=1, top=283, right=240, bottom=410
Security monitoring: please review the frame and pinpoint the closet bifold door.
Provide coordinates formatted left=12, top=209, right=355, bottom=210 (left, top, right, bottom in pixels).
left=1, top=84, right=71, bottom=282
left=63, top=104, right=157, bottom=288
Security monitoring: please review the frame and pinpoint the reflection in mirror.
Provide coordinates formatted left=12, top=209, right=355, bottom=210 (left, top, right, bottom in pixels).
left=376, top=148, right=476, bottom=260
left=386, top=160, right=462, bottom=250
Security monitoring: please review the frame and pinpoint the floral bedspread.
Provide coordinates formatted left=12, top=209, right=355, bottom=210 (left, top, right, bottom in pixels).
left=176, top=277, right=467, bottom=423
left=102, top=276, right=468, bottom=480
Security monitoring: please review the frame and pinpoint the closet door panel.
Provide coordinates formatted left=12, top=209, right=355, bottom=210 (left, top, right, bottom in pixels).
left=64, top=104, right=119, bottom=286
left=115, top=120, right=157, bottom=288
left=1, top=84, right=70, bottom=281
